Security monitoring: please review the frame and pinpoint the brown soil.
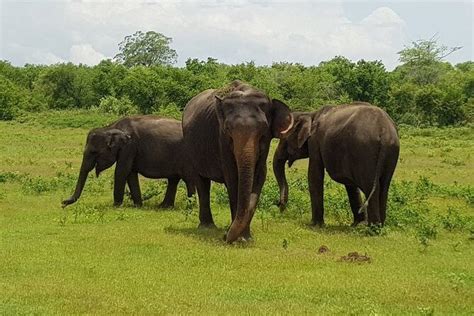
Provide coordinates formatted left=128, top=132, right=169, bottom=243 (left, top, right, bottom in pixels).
left=317, top=245, right=330, bottom=254
left=339, top=251, right=372, bottom=263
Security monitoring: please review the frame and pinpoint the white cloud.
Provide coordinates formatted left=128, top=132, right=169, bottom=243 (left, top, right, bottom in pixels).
left=70, top=44, right=107, bottom=65
left=1, top=1, right=409, bottom=69
left=31, top=51, right=66, bottom=65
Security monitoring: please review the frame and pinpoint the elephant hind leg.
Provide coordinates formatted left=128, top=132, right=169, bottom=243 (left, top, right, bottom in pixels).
left=345, top=185, right=365, bottom=226
left=378, top=172, right=394, bottom=225
left=159, top=177, right=179, bottom=208
left=196, top=176, right=215, bottom=228
left=366, top=184, right=381, bottom=225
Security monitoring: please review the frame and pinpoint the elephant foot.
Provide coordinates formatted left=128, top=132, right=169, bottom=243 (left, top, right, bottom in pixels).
left=223, top=234, right=253, bottom=244
left=276, top=200, right=287, bottom=212
left=158, top=201, right=174, bottom=209
left=113, top=201, right=123, bottom=207
left=133, top=202, right=143, bottom=208
left=198, top=222, right=217, bottom=229
left=310, top=220, right=325, bottom=228
left=351, top=213, right=366, bottom=227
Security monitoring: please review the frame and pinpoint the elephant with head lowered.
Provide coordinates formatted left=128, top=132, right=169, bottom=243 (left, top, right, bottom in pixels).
left=182, top=80, right=294, bottom=243
left=273, top=102, right=400, bottom=226
left=62, top=115, right=194, bottom=208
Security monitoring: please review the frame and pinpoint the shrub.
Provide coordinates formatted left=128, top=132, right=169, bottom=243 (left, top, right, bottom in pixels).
left=153, top=102, right=182, bottom=120
left=0, top=76, right=27, bottom=120
left=98, top=95, right=138, bottom=116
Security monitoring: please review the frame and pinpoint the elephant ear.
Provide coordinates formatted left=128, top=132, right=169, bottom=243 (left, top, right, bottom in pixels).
left=296, top=115, right=312, bottom=148
left=271, top=99, right=294, bottom=138
left=106, top=129, right=131, bottom=149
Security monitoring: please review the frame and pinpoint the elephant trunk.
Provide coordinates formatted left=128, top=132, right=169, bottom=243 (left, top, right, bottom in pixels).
left=226, top=137, right=258, bottom=243
left=62, top=154, right=95, bottom=207
left=273, top=143, right=289, bottom=210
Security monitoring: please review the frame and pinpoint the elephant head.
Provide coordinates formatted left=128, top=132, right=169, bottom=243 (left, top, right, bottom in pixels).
left=273, top=113, right=312, bottom=209
left=215, top=87, right=293, bottom=243
left=62, top=128, right=131, bottom=207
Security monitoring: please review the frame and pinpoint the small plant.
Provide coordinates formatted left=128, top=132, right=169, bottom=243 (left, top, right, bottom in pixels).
left=58, top=210, right=68, bottom=226
left=142, top=181, right=164, bottom=201
left=70, top=204, right=107, bottom=224
left=441, top=157, right=466, bottom=166
left=418, top=307, right=435, bottom=315
left=363, top=224, right=386, bottom=236
left=439, top=207, right=468, bottom=231
left=416, top=222, right=438, bottom=251
left=0, top=171, right=23, bottom=183
left=183, top=195, right=196, bottom=221
left=282, top=238, right=289, bottom=250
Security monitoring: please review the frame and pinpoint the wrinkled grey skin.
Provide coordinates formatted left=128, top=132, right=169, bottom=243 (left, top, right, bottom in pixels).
left=62, top=115, right=194, bottom=208
left=182, top=81, right=294, bottom=243
left=273, top=103, right=400, bottom=226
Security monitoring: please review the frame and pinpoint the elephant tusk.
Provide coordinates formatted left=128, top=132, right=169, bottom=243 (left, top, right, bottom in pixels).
left=280, top=115, right=294, bottom=135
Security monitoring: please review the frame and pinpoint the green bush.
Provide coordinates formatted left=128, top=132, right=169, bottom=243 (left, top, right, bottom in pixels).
left=153, top=102, right=182, bottom=120
left=98, top=95, right=138, bottom=116
left=0, top=76, right=27, bottom=120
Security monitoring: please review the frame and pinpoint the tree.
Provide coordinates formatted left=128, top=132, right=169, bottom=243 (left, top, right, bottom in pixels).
left=350, top=60, right=390, bottom=106
left=0, top=75, right=28, bottom=120
left=396, top=36, right=461, bottom=85
left=37, top=63, right=96, bottom=109
left=114, top=31, right=178, bottom=67
left=398, top=35, right=462, bottom=66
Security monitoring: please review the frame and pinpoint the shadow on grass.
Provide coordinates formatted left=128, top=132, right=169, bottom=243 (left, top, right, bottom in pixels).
left=164, top=225, right=228, bottom=244
left=299, top=221, right=360, bottom=235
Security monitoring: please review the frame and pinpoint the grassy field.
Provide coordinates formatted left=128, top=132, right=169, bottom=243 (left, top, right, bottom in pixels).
left=1, top=111, right=473, bottom=315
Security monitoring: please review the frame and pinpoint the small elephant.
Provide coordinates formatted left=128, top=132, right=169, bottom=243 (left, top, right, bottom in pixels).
left=62, top=115, right=194, bottom=208
left=182, top=80, right=293, bottom=243
left=273, top=102, right=400, bottom=226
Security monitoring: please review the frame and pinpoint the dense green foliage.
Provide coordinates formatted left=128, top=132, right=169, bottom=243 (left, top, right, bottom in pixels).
left=0, top=37, right=472, bottom=126
left=0, top=114, right=472, bottom=314
left=114, top=31, right=178, bottom=67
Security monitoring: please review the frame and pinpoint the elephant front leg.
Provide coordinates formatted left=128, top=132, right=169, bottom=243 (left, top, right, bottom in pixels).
left=345, top=185, right=365, bottom=226
left=113, top=172, right=127, bottom=207
left=308, top=157, right=325, bottom=226
left=127, top=172, right=143, bottom=207
left=113, top=158, right=133, bottom=207
left=196, top=176, right=215, bottom=228
left=159, top=177, right=179, bottom=208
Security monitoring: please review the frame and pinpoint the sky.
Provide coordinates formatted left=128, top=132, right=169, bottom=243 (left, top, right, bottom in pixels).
left=0, top=0, right=472, bottom=70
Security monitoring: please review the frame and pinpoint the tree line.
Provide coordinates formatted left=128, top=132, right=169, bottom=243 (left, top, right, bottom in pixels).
left=0, top=33, right=472, bottom=126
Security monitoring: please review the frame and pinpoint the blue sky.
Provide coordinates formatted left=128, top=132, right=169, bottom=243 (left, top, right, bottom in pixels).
left=0, top=0, right=472, bottom=70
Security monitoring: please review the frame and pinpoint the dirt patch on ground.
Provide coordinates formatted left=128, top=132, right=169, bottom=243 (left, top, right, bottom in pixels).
left=338, top=252, right=372, bottom=263
left=317, top=245, right=330, bottom=254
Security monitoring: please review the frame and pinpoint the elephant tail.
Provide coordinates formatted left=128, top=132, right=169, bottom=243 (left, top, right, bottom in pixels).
left=358, top=135, right=385, bottom=214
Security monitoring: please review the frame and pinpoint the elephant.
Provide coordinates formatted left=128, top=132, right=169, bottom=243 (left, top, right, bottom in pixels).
left=62, top=115, right=194, bottom=208
left=182, top=80, right=294, bottom=243
left=273, top=102, right=400, bottom=226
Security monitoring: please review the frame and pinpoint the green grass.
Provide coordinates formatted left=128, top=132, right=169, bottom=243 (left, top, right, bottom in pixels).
left=1, top=113, right=473, bottom=314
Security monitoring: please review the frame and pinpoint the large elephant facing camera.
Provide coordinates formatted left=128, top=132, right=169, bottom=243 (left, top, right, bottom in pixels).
left=63, top=115, right=194, bottom=208
left=273, top=102, right=400, bottom=226
left=182, top=80, right=293, bottom=243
